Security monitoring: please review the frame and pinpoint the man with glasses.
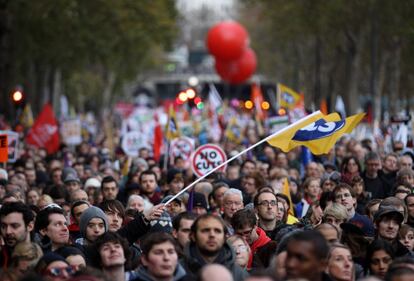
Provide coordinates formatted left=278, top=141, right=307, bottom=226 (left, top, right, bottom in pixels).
left=333, top=183, right=374, bottom=237
left=231, top=208, right=271, bottom=270
left=254, top=191, right=282, bottom=237
left=222, top=188, right=244, bottom=235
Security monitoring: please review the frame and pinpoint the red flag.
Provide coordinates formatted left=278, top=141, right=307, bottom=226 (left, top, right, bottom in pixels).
left=153, top=114, right=163, bottom=162
left=251, top=83, right=266, bottom=120
left=26, top=103, right=60, bottom=154
left=320, top=99, right=328, bottom=115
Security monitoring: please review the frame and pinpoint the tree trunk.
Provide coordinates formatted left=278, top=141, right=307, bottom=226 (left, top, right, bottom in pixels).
left=101, top=70, right=116, bottom=117
left=52, top=69, right=62, bottom=116
left=344, top=27, right=366, bottom=114
left=314, top=36, right=322, bottom=107
left=390, top=38, right=402, bottom=114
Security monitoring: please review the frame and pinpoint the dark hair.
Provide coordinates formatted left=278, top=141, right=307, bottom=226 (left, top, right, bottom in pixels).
left=288, top=230, right=329, bottom=260
left=365, top=152, right=381, bottom=163
left=70, top=266, right=109, bottom=281
left=34, top=207, right=64, bottom=232
left=47, top=184, right=69, bottom=201
left=341, top=156, right=362, bottom=173
left=172, top=211, right=197, bottom=231
left=55, top=246, right=85, bottom=259
left=275, top=193, right=289, bottom=205
left=101, top=176, right=117, bottom=189
left=243, top=171, right=266, bottom=190
left=366, top=239, right=395, bottom=273
left=333, top=183, right=356, bottom=198
left=404, top=193, right=414, bottom=206
left=241, top=159, right=256, bottom=171
left=254, top=241, right=278, bottom=268
left=94, top=232, right=131, bottom=268
left=99, top=200, right=125, bottom=219
left=254, top=190, right=276, bottom=208
left=0, top=202, right=35, bottom=226
left=70, top=200, right=90, bottom=219
left=212, top=181, right=230, bottom=200
left=385, top=267, right=414, bottom=281
left=139, top=170, right=158, bottom=183
left=191, top=214, right=227, bottom=235
left=319, top=191, right=335, bottom=210
left=231, top=208, right=257, bottom=230
left=141, top=232, right=179, bottom=256
left=351, top=175, right=364, bottom=185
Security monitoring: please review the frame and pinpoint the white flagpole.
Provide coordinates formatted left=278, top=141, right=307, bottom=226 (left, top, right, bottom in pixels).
left=164, top=110, right=322, bottom=205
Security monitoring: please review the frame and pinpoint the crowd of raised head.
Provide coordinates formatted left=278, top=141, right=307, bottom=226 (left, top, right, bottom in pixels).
left=1, top=136, right=414, bottom=281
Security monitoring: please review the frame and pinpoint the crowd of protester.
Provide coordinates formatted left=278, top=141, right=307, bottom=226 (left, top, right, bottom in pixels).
left=1, top=130, right=414, bottom=281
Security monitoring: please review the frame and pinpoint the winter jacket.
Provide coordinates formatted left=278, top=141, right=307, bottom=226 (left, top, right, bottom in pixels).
left=181, top=241, right=248, bottom=280
left=132, top=263, right=187, bottom=281
left=248, top=227, right=271, bottom=269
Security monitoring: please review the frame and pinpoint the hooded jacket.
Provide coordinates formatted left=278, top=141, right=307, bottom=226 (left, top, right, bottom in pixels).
left=248, top=227, right=271, bottom=269
left=181, top=241, right=248, bottom=280
left=132, top=263, right=187, bottom=281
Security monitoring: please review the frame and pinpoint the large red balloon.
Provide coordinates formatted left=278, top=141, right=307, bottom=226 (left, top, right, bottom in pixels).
left=207, top=21, right=249, bottom=61
left=215, top=48, right=257, bottom=84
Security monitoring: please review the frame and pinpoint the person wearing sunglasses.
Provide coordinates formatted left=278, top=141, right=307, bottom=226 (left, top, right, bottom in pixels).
left=231, top=208, right=271, bottom=270
left=35, top=252, right=76, bottom=281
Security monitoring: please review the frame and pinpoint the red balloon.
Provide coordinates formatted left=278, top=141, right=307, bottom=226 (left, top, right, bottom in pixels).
left=215, top=48, right=257, bottom=84
left=207, top=21, right=249, bottom=61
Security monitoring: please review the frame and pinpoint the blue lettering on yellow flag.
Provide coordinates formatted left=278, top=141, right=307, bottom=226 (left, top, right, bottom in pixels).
left=267, top=112, right=365, bottom=155
left=293, top=119, right=345, bottom=141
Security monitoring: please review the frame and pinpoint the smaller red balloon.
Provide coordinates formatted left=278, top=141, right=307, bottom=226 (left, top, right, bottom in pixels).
left=215, top=48, right=257, bottom=84
left=207, top=21, right=249, bottom=61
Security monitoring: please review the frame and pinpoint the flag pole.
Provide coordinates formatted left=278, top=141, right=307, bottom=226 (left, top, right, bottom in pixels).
left=164, top=110, right=322, bottom=205
left=163, top=140, right=170, bottom=172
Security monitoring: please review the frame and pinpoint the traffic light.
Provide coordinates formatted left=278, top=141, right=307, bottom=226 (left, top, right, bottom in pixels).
left=11, top=88, right=25, bottom=108
left=176, top=88, right=204, bottom=110
left=261, top=101, right=270, bottom=110
left=244, top=100, right=253, bottom=109
left=278, top=108, right=287, bottom=116
left=186, top=88, right=196, bottom=99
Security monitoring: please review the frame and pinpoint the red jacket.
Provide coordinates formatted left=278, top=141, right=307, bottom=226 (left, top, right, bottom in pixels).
left=248, top=227, right=271, bottom=269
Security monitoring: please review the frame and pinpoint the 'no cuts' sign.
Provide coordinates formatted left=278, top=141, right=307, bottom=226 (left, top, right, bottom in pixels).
left=191, top=144, right=227, bottom=178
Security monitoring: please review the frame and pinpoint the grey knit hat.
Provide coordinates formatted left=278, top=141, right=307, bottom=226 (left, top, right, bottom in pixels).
left=79, top=206, right=109, bottom=238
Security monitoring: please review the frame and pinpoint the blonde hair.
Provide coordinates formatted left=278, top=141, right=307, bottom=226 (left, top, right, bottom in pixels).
left=37, top=194, right=53, bottom=208
left=323, top=203, right=349, bottom=221
left=227, top=235, right=251, bottom=254
left=11, top=242, right=43, bottom=268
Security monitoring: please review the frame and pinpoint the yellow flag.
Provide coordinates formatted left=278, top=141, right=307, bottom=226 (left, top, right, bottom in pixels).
left=225, top=117, right=243, bottom=144
left=165, top=104, right=180, bottom=140
left=19, top=104, right=34, bottom=128
left=121, top=157, right=132, bottom=176
left=277, top=83, right=301, bottom=110
left=281, top=177, right=294, bottom=216
left=267, top=112, right=365, bottom=155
